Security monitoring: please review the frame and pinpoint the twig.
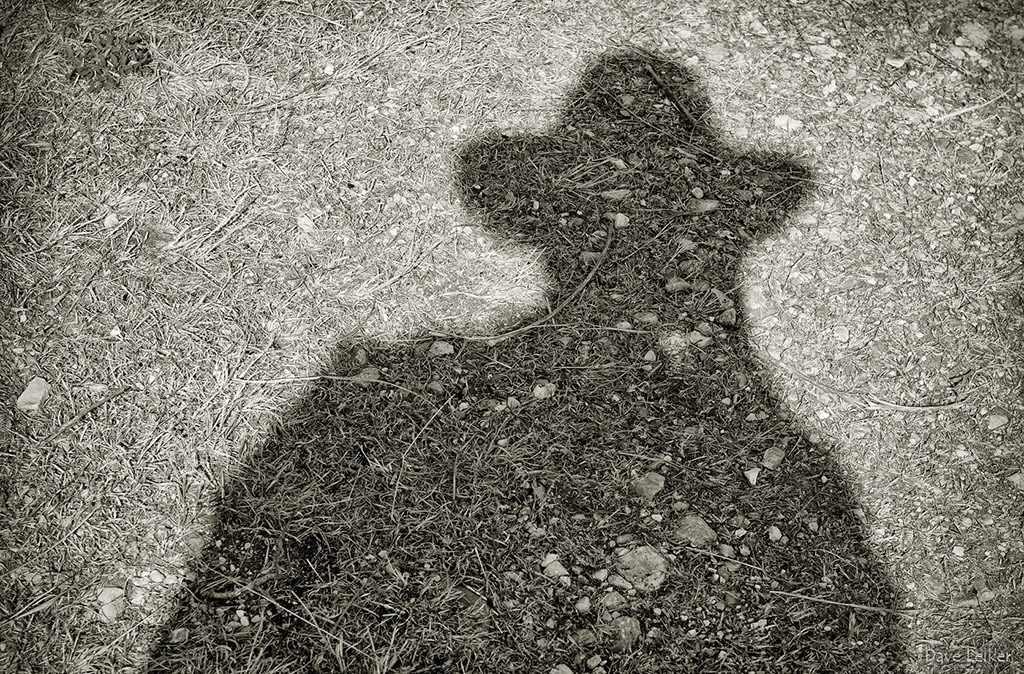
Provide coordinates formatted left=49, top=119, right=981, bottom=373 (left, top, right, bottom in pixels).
left=644, top=62, right=700, bottom=128
left=932, top=92, right=1008, bottom=123
left=684, top=546, right=773, bottom=576
left=162, top=185, right=256, bottom=252
left=37, top=386, right=131, bottom=445
left=362, top=240, right=442, bottom=298
left=769, top=589, right=914, bottom=616
left=195, top=185, right=258, bottom=252
left=293, top=9, right=347, bottom=28
left=202, top=569, right=284, bottom=600
left=433, top=226, right=614, bottom=344
left=863, top=396, right=966, bottom=412
left=235, top=374, right=419, bottom=397
left=778, top=364, right=963, bottom=413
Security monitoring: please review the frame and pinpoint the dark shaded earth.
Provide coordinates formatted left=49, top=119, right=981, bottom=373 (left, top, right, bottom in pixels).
left=147, top=50, right=906, bottom=673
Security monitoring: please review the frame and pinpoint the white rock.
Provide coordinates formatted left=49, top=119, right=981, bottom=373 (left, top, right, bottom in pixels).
left=665, top=277, right=690, bottom=292
left=600, top=590, right=626, bottom=609
left=674, top=514, right=717, bottom=547
left=543, top=560, right=569, bottom=578
left=615, top=545, right=669, bottom=593
left=16, top=377, right=50, bottom=412
left=1008, top=473, right=1024, bottom=491
left=762, top=447, right=786, bottom=470
left=608, top=615, right=642, bottom=651
left=97, top=587, right=125, bottom=623
left=426, top=340, right=454, bottom=358
left=533, top=381, right=557, bottom=399
left=607, top=574, right=633, bottom=591
left=633, top=472, right=665, bottom=500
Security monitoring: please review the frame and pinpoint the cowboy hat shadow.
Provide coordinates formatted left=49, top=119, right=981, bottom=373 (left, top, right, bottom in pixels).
left=147, top=49, right=906, bottom=673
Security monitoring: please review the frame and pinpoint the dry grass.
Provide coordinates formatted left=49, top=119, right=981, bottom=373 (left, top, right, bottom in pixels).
left=1, top=0, right=1022, bottom=673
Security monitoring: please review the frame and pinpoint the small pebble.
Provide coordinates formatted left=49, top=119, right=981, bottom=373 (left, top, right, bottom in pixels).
left=761, top=447, right=786, bottom=469
left=633, top=472, right=666, bottom=500
left=665, top=277, right=690, bottom=292
left=608, top=615, right=642, bottom=652
left=674, top=514, right=717, bottom=547
left=636, top=311, right=659, bottom=325
left=600, top=590, right=627, bottom=610
left=575, top=596, right=592, bottom=614
left=574, top=628, right=598, bottom=646
left=607, top=574, right=633, bottom=591
left=544, top=560, right=569, bottom=578
left=615, top=545, right=669, bottom=593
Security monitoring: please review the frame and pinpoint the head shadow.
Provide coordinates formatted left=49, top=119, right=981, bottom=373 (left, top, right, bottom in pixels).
left=148, top=49, right=907, bottom=673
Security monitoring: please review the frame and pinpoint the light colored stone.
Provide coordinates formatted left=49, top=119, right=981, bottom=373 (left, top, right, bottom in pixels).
left=633, top=472, right=665, bottom=500
left=97, top=587, right=125, bottom=623
left=600, top=590, right=627, bottom=610
left=614, top=545, right=669, bottom=593
left=426, top=340, right=454, bottom=357
left=606, top=574, right=633, bottom=591
left=543, top=560, right=569, bottom=578
left=762, top=447, right=786, bottom=469
left=665, top=277, right=690, bottom=292
left=607, top=615, right=642, bottom=652
left=674, top=514, right=717, bottom=547
left=16, top=377, right=50, bottom=412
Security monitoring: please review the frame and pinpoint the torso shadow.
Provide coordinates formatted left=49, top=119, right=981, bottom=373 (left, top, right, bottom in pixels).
left=148, top=50, right=906, bottom=673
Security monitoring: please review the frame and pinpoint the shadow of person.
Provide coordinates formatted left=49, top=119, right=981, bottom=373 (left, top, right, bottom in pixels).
left=147, top=50, right=906, bottom=673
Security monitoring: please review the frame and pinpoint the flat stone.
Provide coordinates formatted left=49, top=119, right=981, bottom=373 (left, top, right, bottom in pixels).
left=16, top=377, right=50, bottom=412
left=426, top=340, right=454, bottom=357
left=674, top=514, right=717, bottom=547
left=633, top=472, right=665, bottom=500
left=600, top=590, right=627, bottom=610
left=543, top=560, right=569, bottom=579
left=607, top=615, right=642, bottom=652
left=606, top=574, right=633, bottom=591
left=614, top=545, right=668, bottom=593
left=573, top=628, right=598, bottom=646
left=762, top=447, right=786, bottom=469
